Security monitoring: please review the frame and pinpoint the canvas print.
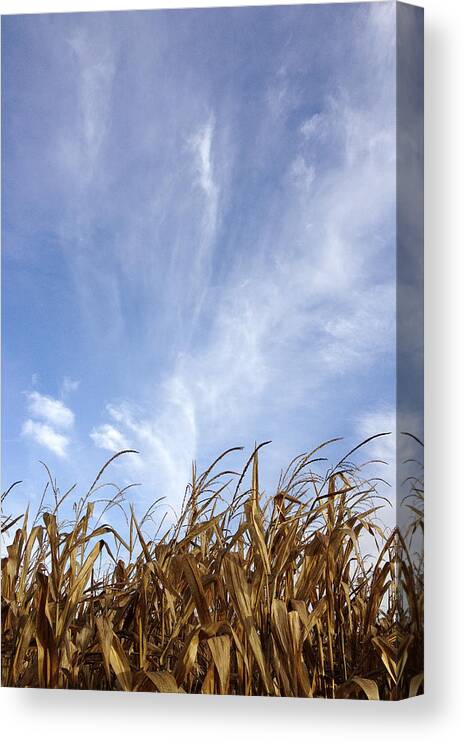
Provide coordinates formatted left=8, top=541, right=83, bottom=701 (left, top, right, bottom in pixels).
left=1, top=2, right=424, bottom=699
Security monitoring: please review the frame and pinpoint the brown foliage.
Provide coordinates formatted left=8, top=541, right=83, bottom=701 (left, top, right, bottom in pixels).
left=1, top=439, right=423, bottom=699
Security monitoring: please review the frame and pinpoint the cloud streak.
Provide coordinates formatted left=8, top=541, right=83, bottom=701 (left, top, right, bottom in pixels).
left=190, top=116, right=218, bottom=236
left=22, top=419, right=70, bottom=458
left=26, top=391, right=74, bottom=429
left=90, top=423, right=129, bottom=452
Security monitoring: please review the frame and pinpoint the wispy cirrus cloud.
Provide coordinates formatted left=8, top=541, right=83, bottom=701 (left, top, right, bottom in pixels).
left=89, top=387, right=197, bottom=508
left=21, top=388, right=75, bottom=458
left=300, top=113, right=325, bottom=140
left=63, top=28, right=115, bottom=182
left=190, top=116, right=218, bottom=234
left=90, top=423, right=130, bottom=453
left=26, top=391, right=74, bottom=429
left=61, top=377, right=80, bottom=397
left=22, top=419, right=70, bottom=458
left=355, top=406, right=396, bottom=467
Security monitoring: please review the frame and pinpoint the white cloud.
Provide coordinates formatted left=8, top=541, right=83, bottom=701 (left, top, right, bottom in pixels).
left=90, top=424, right=130, bottom=452
left=289, top=155, right=315, bottom=190
left=61, top=376, right=80, bottom=396
left=300, top=112, right=325, bottom=140
left=266, top=78, right=296, bottom=120
left=26, top=391, right=74, bottom=429
left=100, top=378, right=197, bottom=510
left=356, top=407, right=396, bottom=464
left=22, top=419, right=70, bottom=458
left=353, top=406, right=396, bottom=532
left=321, top=284, right=395, bottom=373
left=189, top=115, right=219, bottom=242
left=191, top=117, right=216, bottom=201
left=106, top=404, right=125, bottom=423
left=64, top=30, right=115, bottom=181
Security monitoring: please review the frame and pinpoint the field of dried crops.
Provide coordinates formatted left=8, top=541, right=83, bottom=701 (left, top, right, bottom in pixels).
left=1, top=437, right=423, bottom=699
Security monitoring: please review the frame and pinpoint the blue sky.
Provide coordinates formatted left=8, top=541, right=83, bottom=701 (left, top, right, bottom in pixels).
left=2, top=2, right=398, bottom=523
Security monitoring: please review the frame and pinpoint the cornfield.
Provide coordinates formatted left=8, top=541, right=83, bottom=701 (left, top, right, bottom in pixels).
left=1, top=436, right=423, bottom=699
